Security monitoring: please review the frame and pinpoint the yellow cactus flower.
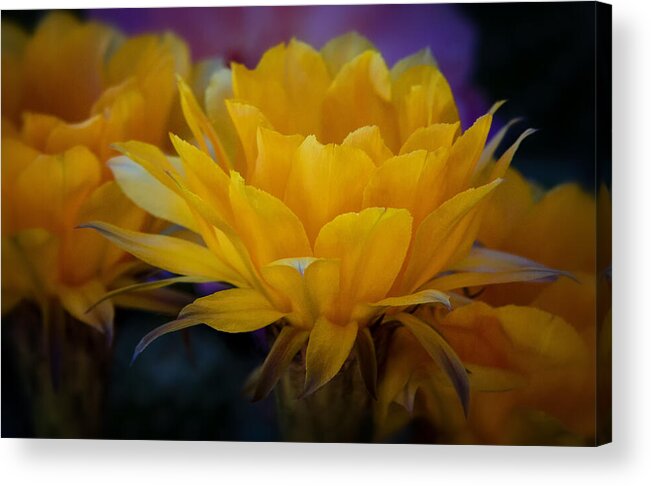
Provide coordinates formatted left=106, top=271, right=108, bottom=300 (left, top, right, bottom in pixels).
left=1, top=13, right=191, bottom=336
left=85, top=33, right=554, bottom=410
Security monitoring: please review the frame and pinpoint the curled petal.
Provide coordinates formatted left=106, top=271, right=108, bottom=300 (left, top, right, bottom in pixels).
left=371, top=289, right=451, bottom=310
left=393, top=312, right=469, bottom=416
left=87, top=275, right=210, bottom=313
left=251, top=326, right=309, bottom=401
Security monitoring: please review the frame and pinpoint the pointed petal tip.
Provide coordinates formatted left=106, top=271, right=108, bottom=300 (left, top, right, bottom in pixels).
left=489, top=99, right=508, bottom=115
left=299, top=376, right=323, bottom=400
left=130, top=344, right=144, bottom=367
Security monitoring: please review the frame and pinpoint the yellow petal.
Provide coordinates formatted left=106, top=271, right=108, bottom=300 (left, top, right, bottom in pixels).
left=428, top=246, right=575, bottom=293
left=22, top=13, right=115, bottom=121
left=63, top=181, right=148, bottom=285
left=314, top=208, right=412, bottom=321
left=439, top=302, right=590, bottom=371
left=1, top=230, right=59, bottom=306
left=399, top=122, right=459, bottom=154
left=232, top=39, right=331, bottom=137
left=355, top=326, right=378, bottom=399
left=477, top=167, right=534, bottom=248
left=363, top=148, right=448, bottom=226
left=1, top=138, right=41, bottom=233
left=391, top=47, right=437, bottom=79
left=113, top=140, right=179, bottom=191
left=251, top=325, right=310, bottom=401
left=303, top=258, right=341, bottom=318
left=393, top=312, right=469, bottom=415
left=393, top=64, right=459, bottom=142
left=342, top=125, right=394, bottom=166
left=20, top=113, right=104, bottom=155
left=443, top=113, right=493, bottom=199
left=205, top=66, right=243, bottom=170
left=108, top=155, right=199, bottom=232
left=376, top=327, right=423, bottom=424
left=87, top=275, right=208, bottom=314
left=80, top=221, right=244, bottom=285
left=225, top=100, right=273, bottom=172
left=13, top=145, right=102, bottom=234
left=260, top=261, right=313, bottom=327
left=506, top=184, right=596, bottom=272
left=284, top=135, right=376, bottom=242
left=474, top=117, right=523, bottom=178
left=489, top=128, right=537, bottom=181
left=160, top=169, right=261, bottom=292
left=250, top=127, right=304, bottom=198
left=530, top=272, right=596, bottom=332
left=101, top=32, right=190, bottom=149
left=229, top=172, right=312, bottom=268
left=495, top=305, right=590, bottom=367
left=180, top=287, right=286, bottom=332
left=398, top=179, right=501, bottom=293
left=304, top=317, right=358, bottom=396
left=372, top=289, right=450, bottom=309
left=261, top=257, right=343, bottom=329
left=177, top=76, right=231, bottom=170
left=320, top=31, right=376, bottom=76
left=322, top=50, right=399, bottom=149
left=58, top=279, right=114, bottom=337
left=169, top=133, right=233, bottom=223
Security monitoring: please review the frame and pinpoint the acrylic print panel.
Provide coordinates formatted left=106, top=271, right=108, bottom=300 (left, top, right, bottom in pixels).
left=1, top=2, right=611, bottom=445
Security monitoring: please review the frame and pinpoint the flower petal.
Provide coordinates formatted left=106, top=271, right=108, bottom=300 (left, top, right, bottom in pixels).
left=393, top=64, right=458, bottom=142
left=132, top=316, right=204, bottom=364
left=398, top=179, right=501, bottom=293
left=177, top=76, right=231, bottom=170
left=249, top=127, right=304, bottom=198
left=225, top=99, right=273, bottom=172
left=304, top=317, right=358, bottom=396
left=180, top=287, right=286, bottom=333
left=399, top=122, right=459, bottom=155
left=393, top=312, right=469, bottom=415
left=80, top=221, right=244, bottom=285
left=355, top=327, right=378, bottom=399
left=320, top=31, right=376, bottom=76
left=322, top=50, right=398, bottom=149
left=229, top=172, right=311, bottom=268
left=284, top=136, right=376, bottom=242
left=232, top=39, right=331, bottom=137
left=14, top=145, right=102, bottom=234
left=109, top=155, right=199, bottom=232
left=87, top=275, right=210, bottom=313
left=443, top=113, right=493, bottom=198
left=58, top=279, right=114, bottom=340
left=251, top=325, right=309, bottom=401
left=314, top=207, right=412, bottom=321
left=391, top=47, right=437, bottom=79
left=372, top=289, right=451, bottom=309
left=342, top=125, right=393, bottom=166
left=363, top=148, right=448, bottom=226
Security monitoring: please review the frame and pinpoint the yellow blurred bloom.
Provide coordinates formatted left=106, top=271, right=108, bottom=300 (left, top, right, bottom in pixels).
left=376, top=163, right=606, bottom=445
left=1, top=13, right=190, bottom=336
left=87, top=33, right=553, bottom=405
